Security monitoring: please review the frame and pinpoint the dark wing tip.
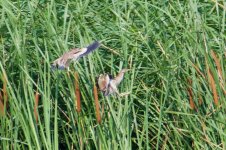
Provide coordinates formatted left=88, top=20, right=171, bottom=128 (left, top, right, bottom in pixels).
left=86, top=41, right=100, bottom=52
left=79, top=41, right=101, bottom=57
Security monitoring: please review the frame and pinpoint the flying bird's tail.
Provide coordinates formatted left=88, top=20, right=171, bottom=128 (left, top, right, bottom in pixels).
left=80, top=41, right=100, bottom=57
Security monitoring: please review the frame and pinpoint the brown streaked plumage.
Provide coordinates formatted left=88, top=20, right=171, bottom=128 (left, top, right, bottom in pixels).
left=51, top=41, right=100, bottom=70
left=97, top=69, right=130, bottom=96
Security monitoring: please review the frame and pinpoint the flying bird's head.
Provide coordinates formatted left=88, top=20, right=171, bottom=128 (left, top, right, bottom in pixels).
left=51, top=64, right=65, bottom=70
left=51, top=57, right=68, bottom=70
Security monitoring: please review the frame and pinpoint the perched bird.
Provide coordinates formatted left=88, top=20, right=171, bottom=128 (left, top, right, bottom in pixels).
left=97, top=69, right=130, bottom=96
left=51, top=41, right=100, bottom=70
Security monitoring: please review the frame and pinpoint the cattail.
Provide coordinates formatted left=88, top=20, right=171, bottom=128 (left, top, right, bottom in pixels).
left=94, top=85, right=101, bottom=124
left=198, top=93, right=203, bottom=105
left=97, top=69, right=130, bottom=96
left=211, top=50, right=225, bottom=94
left=187, top=78, right=196, bottom=110
left=0, top=91, right=4, bottom=116
left=211, top=51, right=223, bottom=80
left=34, top=90, right=40, bottom=123
left=207, top=68, right=219, bottom=106
left=74, top=72, right=81, bottom=113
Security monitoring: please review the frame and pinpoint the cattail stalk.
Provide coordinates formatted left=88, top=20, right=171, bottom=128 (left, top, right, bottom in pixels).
left=93, top=85, right=101, bottom=124
left=74, top=72, right=81, bottom=113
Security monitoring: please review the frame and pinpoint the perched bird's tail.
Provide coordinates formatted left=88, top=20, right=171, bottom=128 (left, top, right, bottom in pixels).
left=79, top=41, right=100, bottom=57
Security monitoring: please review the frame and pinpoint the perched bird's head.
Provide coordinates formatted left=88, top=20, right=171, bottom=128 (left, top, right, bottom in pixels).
left=120, top=68, right=130, bottom=73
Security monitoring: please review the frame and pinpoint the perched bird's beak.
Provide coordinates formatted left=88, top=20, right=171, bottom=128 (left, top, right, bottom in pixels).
left=121, top=69, right=131, bottom=73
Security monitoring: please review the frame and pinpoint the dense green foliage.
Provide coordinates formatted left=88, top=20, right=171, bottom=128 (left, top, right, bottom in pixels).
left=0, top=0, right=225, bottom=149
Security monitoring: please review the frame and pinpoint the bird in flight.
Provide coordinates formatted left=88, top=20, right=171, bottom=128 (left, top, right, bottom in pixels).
left=97, top=69, right=130, bottom=96
left=51, top=41, right=100, bottom=70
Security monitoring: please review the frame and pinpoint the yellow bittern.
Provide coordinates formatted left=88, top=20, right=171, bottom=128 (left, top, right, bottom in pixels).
left=97, top=69, right=130, bottom=96
left=51, top=41, right=100, bottom=70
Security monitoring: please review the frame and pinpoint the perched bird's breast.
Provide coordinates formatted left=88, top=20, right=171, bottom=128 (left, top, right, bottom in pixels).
left=98, top=74, right=110, bottom=91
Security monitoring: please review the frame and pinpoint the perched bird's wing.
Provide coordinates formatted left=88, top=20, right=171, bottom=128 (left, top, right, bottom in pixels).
left=103, top=69, right=130, bottom=96
left=113, top=69, right=130, bottom=86
left=51, top=41, right=100, bottom=70
left=105, top=80, right=120, bottom=96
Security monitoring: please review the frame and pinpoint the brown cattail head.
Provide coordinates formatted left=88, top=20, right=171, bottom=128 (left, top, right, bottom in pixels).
left=207, top=68, right=219, bottom=106
left=0, top=91, right=5, bottom=116
left=74, top=72, right=81, bottom=113
left=94, top=85, right=101, bottom=124
left=187, top=78, right=196, bottom=110
left=34, top=91, right=40, bottom=123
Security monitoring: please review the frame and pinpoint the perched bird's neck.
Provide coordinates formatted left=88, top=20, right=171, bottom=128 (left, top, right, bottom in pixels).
left=114, top=71, right=125, bottom=86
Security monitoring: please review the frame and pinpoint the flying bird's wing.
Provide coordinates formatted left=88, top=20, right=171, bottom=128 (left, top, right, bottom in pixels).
left=51, top=48, right=82, bottom=70
left=51, top=41, right=100, bottom=70
left=79, top=41, right=100, bottom=58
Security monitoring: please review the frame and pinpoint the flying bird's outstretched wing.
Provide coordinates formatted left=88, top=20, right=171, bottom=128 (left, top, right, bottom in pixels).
left=51, top=41, right=100, bottom=70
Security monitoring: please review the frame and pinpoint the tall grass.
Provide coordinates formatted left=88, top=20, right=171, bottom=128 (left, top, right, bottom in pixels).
left=0, top=0, right=225, bottom=149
